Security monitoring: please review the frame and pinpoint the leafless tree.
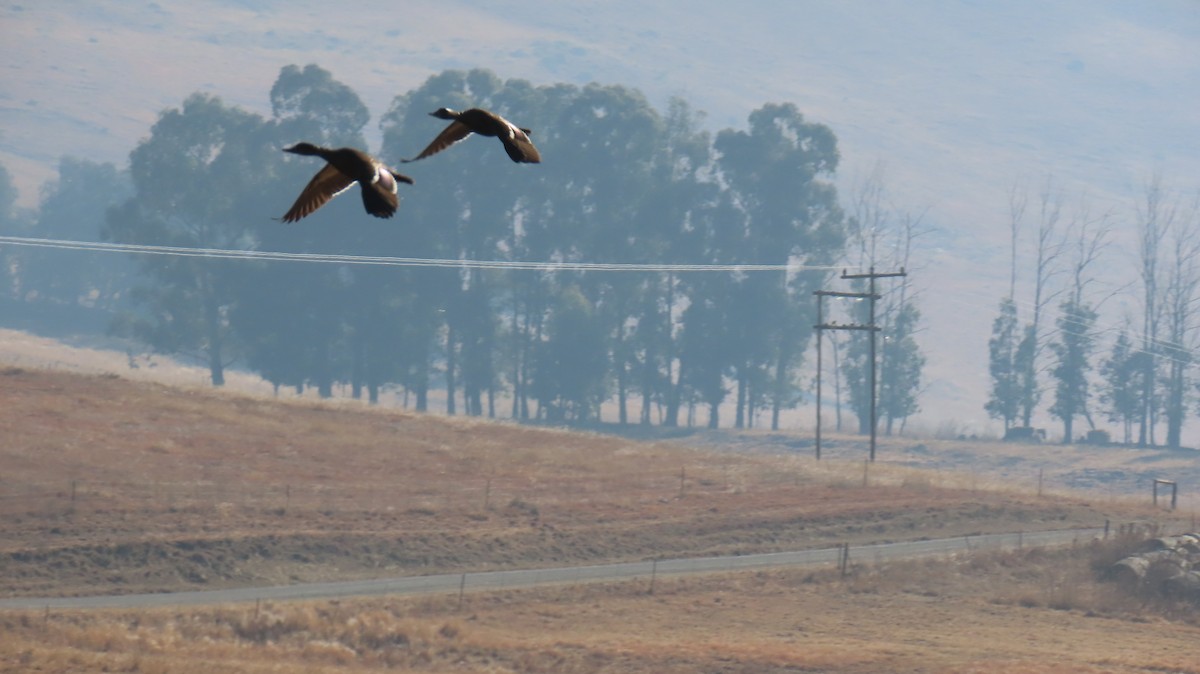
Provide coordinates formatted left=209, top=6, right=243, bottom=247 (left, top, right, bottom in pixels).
left=1161, top=189, right=1200, bottom=449
left=1135, top=173, right=1175, bottom=446
left=1007, top=179, right=1028, bottom=300
left=1048, top=201, right=1112, bottom=441
left=1016, top=176, right=1068, bottom=427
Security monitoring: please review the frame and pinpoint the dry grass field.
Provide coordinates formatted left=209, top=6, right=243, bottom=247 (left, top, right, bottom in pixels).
left=2, top=540, right=1198, bottom=673
left=0, top=329, right=1197, bottom=672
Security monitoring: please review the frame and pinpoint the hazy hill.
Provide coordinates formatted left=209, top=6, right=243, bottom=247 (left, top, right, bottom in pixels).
left=2, top=0, right=1198, bottom=437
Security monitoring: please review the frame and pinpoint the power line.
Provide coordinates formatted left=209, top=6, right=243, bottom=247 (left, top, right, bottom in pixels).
left=0, top=236, right=848, bottom=274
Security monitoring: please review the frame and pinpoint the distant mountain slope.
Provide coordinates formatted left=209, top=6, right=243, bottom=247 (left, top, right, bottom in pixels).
left=4, top=1, right=1196, bottom=214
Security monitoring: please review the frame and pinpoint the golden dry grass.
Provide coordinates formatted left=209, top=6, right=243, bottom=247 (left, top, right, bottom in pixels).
left=1, top=331, right=1197, bottom=673
left=1, top=363, right=1175, bottom=599
left=2, top=539, right=1197, bottom=674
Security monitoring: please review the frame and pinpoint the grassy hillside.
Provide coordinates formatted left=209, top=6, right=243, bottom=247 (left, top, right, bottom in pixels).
left=0, top=363, right=1183, bottom=600
left=0, top=363, right=1197, bottom=672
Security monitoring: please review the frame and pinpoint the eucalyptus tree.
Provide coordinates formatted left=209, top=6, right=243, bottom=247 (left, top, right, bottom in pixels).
left=531, top=284, right=609, bottom=421
left=231, top=64, right=376, bottom=398
left=105, top=93, right=278, bottom=385
left=678, top=283, right=736, bottom=428
left=22, top=157, right=133, bottom=312
left=381, top=69, right=544, bottom=414
left=629, top=98, right=716, bottom=425
left=0, top=163, right=24, bottom=297
left=667, top=190, right=744, bottom=427
left=549, top=82, right=663, bottom=424
left=713, top=103, right=844, bottom=429
left=1099, top=322, right=1144, bottom=444
left=986, top=297, right=1021, bottom=430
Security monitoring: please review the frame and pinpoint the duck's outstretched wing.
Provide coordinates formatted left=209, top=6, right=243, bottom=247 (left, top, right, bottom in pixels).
left=402, top=121, right=474, bottom=162
left=501, top=127, right=541, bottom=163
left=280, top=164, right=355, bottom=223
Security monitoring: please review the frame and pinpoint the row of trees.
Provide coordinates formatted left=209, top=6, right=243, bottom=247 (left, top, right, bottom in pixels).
left=985, top=177, right=1200, bottom=447
left=0, top=65, right=926, bottom=431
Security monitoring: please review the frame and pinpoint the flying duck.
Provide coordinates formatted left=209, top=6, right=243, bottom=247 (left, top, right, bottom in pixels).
left=278, top=143, right=414, bottom=223
left=403, top=107, right=541, bottom=164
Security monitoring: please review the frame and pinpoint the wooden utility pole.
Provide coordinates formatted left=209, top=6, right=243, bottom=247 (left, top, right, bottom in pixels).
left=814, top=290, right=876, bottom=460
left=813, top=267, right=906, bottom=462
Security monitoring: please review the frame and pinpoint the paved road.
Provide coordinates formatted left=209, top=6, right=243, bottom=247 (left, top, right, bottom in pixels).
left=0, top=528, right=1104, bottom=611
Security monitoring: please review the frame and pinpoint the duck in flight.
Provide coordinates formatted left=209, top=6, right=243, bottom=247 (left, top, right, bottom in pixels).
left=403, top=107, right=541, bottom=164
left=278, top=143, right=414, bottom=223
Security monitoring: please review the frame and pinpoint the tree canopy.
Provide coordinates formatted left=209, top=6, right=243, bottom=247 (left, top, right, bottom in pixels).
left=4, top=64, right=901, bottom=433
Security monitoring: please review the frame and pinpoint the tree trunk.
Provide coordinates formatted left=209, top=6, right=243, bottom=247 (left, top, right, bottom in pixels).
left=617, top=343, right=628, bottom=425
left=202, top=279, right=225, bottom=387
left=511, top=303, right=523, bottom=419
left=1166, top=359, right=1184, bottom=449
left=640, top=350, right=653, bottom=425
left=734, top=364, right=747, bottom=429
left=665, top=356, right=684, bottom=427
left=445, top=322, right=457, bottom=416
left=771, top=342, right=788, bottom=431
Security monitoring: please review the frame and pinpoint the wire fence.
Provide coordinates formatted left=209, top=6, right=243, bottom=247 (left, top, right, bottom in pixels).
left=0, top=527, right=1114, bottom=610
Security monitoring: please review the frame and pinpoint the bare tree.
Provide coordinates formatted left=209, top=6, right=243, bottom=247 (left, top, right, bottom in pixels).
left=835, top=162, right=887, bottom=433
left=1007, top=179, right=1028, bottom=300
left=1048, top=206, right=1111, bottom=443
left=847, top=161, right=888, bottom=269
left=878, top=207, right=930, bottom=434
left=1016, top=176, right=1068, bottom=427
left=1161, top=189, right=1200, bottom=449
left=1135, top=173, right=1175, bottom=446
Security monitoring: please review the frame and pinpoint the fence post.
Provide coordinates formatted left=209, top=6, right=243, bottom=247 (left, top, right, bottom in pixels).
left=1152, top=479, right=1178, bottom=511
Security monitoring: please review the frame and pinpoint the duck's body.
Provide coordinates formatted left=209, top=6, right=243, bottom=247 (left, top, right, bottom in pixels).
left=279, top=143, right=414, bottom=223
left=403, top=107, right=541, bottom=164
